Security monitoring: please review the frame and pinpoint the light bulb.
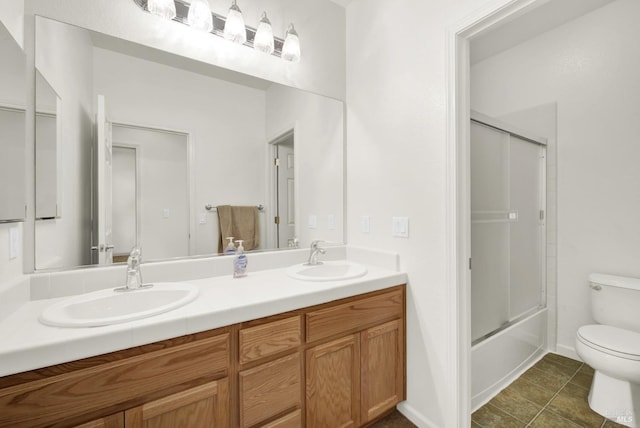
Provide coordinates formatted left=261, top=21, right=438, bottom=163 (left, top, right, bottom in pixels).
left=282, top=24, right=300, bottom=63
left=188, top=0, right=213, bottom=32
left=223, top=0, right=247, bottom=44
left=147, top=0, right=176, bottom=20
left=254, top=12, right=274, bottom=54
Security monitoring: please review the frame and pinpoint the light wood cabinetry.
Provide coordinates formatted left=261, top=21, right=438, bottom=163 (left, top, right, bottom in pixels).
left=307, top=335, right=361, bottom=428
left=239, top=353, right=301, bottom=427
left=125, top=379, right=228, bottom=428
left=361, top=319, right=404, bottom=423
left=74, top=413, right=124, bottom=428
left=0, top=285, right=405, bottom=428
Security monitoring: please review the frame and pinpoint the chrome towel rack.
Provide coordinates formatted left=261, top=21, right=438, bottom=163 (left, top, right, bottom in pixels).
left=205, top=204, right=264, bottom=212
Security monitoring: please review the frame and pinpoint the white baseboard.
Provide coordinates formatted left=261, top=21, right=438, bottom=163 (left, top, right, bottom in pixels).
left=555, top=343, right=582, bottom=362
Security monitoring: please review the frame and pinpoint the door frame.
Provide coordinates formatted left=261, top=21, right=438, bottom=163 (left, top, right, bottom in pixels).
left=266, top=124, right=298, bottom=250
left=111, top=120, right=195, bottom=257
left=445, top=0, right=550, bottom=424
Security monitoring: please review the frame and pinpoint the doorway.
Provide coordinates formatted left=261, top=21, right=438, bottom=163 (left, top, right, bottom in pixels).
left=270, top=130, right=296, bottom=249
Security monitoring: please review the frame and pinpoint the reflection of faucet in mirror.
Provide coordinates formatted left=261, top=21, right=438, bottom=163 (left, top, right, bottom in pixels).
left=307, top=240, right=326, bottom=266
left=125, top=248, right=144, bottom=290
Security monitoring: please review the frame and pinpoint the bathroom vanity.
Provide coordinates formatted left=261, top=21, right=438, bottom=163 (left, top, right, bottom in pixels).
left=0, top=263, right=406, bottom=428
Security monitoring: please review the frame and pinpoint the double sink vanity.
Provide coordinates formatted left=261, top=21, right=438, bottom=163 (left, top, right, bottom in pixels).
left=0, top=247, right=407, bottom=428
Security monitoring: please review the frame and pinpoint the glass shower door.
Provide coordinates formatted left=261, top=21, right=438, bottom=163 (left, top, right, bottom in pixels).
left=470, top=121, right=545, bottom=343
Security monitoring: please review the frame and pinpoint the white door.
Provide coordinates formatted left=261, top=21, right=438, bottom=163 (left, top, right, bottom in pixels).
left=275, top=138, right=295, bottom=248
left=94, top=95, right=114, bottom=264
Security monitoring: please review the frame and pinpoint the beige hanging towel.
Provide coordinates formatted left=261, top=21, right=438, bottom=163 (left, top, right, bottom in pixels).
left=217, top=205, right=260, bottom=253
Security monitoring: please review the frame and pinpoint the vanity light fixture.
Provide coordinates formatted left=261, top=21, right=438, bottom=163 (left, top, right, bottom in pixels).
left=187, top=0, right=213, bottom=32
left=223, top=0, right=247, bottom=44
left=282, top=24, right=301, bottom=63
left=134, top=0, right=300, bottom=61
left=147, top=0, right=176, bottom=20
left=253, top=12, right=274, bottom=55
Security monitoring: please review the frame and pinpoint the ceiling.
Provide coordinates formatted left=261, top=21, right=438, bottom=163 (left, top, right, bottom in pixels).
left=470, top=0, right=616, bottom=64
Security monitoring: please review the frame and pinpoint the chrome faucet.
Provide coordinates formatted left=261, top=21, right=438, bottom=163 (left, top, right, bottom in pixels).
left=125, top=247, right=144, bottom=290
left=307, top=240, right=326, bottom=265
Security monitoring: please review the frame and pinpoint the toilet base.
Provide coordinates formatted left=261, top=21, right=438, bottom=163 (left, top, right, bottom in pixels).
left=589, top=371, right=640, bottom=428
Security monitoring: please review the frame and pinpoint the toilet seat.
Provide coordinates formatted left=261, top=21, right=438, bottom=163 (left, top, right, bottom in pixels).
left=577, top=325, right=640, bottom=361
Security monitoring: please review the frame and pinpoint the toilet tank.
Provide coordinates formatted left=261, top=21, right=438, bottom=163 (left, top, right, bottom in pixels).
left=589, top=273, right=640, bottom=332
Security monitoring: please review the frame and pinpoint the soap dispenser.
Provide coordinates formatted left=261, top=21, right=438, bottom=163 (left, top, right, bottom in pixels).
left=224, top=237, right=236, bottom=255
left=233, top=240, right=247, bottom=278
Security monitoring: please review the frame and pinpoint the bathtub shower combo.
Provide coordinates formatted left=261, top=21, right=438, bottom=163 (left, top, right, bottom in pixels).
left=469, top=112, right=548, bottom=409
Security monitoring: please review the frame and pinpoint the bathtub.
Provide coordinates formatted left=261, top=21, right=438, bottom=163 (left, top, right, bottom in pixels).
left=471, top=307, right=548, bottom=410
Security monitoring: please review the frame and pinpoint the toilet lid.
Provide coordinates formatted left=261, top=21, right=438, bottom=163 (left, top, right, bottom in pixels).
left=577, top=325, right=640, bottom=360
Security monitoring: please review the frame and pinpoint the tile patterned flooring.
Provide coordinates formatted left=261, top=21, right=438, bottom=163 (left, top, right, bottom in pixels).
left=371, top=410, right=417, bottom=427
left=371, top=353, right=629, bottom=428
left=472, top=353, right=628, bottom=427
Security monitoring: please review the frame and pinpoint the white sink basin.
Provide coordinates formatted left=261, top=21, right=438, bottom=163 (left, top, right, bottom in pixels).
left=287, top=261, right=368, bottom=282
left=39, top=282, right=199, bottom=328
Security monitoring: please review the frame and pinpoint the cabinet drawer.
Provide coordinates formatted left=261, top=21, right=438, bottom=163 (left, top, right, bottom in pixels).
left=0, top=333, right=229, bottom=427
left=306, top=289, right=403, bottom=343
left=261, top=409, right=302, bottom=428
left=239, top=353, right=301, bottom=428
left=239, top=316, right=301, bottom=364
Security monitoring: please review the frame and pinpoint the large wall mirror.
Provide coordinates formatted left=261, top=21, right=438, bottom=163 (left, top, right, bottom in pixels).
left=0, top=19, right=26, bottom=222
left=34, top=16, right=344, bottom=271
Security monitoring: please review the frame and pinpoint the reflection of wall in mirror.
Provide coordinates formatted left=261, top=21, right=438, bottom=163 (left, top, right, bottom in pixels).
left=112, top=125, right=190, bottom=262
left=93, top=47, right=267, bottom=257
left=266, top=85, right=344, bottom=247
left=0, top=19, right=26, bottom=222
left=35, top=18, right=93, bottom=269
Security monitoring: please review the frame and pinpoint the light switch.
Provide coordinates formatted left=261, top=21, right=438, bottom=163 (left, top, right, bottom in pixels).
left=392, top=217, right=409, bottom=238
left=308, top=214, right=317, bottom=229
left=163, top=208, right=170, bottom=219
left=361, top=216, right=370, bottom=234
left=9, top=226, right=19, bottom=260
left=327, top=214, right=335, bottom=230
left=199, top=213, right=207, bottom=224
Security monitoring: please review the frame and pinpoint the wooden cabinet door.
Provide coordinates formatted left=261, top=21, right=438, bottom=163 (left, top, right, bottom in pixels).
left=361, top=319, right=405, bottom=423
left=306, top=335, right=360, bottom=428
left=74, top=413, right=124, bottom=428
left=125, top=379, right=229, bottom=428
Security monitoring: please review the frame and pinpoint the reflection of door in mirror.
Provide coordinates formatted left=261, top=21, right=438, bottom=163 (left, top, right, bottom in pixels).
left=272, top=132, right=295, bottom=249
left=111, top=124, right=190, bottom=263
left=92, top=95, right=114, bottom=265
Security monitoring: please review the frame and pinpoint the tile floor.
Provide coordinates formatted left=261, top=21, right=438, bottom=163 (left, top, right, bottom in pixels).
left=371, top=353, right=629, bottom=428
left=472, top=353, right=628, bottom=427
left=371, top=410, right=417, bottom=427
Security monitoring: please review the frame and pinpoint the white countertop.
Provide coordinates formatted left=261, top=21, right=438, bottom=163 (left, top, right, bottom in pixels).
left=0, top=264, right=406, bottom=377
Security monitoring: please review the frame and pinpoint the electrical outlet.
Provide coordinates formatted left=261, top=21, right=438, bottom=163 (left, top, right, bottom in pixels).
left=327, top=214, right=335, bottom=230
left=308, top=214, right=317, bottom=229
left=361, top=216, right=370, bottom=234
left=9, top=226, right=19, bottom=260
left=199, top=213, right=207, bottom=224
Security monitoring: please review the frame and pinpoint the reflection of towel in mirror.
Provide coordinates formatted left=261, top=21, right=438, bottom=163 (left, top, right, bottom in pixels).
left=217, top=205, right=260, bottom=253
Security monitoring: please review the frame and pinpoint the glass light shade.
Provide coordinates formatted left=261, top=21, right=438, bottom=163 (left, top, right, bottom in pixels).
left=223, top=1, right=247, bottom=44
left=187, top=0, right=213, bottom=32
left=147, top=0, right=176, bottom=20
left=253, top=12, right=274, bottom=54
left=282, top=24, right=301, bottom=63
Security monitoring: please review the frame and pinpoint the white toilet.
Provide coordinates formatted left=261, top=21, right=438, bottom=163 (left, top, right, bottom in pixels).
left=575, top=273, right=640, bottom=428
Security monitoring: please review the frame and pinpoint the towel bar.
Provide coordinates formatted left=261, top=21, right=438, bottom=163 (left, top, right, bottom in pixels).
left=205, top=204, right=264, bottom=212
